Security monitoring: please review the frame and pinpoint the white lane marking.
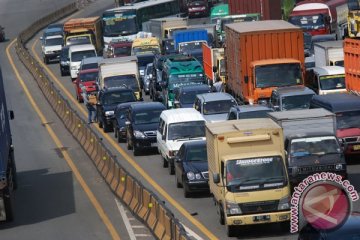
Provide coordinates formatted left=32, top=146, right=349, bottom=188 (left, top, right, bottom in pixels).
left=134, top=234, right=152, bottom=237
left=115, top=198, right=137, bottom=240
left=132, top=225, right=146, bottom=228
left=181, top=222, right=204, bottom=240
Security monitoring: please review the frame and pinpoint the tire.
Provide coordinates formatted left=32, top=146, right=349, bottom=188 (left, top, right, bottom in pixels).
left=114, top=127, right=118, bottom=138
left=10, top=154, right=17, bottom=190
left=219, top=204, right=225, bottom=225
left=44, top=56, right=49, bottom=64
left=127, top=135, right=133, bottom=150
left=4, top=187, right=13, bottom=222
left=60, top=69, right=65, bottom=77
left=103, top=123, right=110, bottom=133
left=98, top=117, right=103, bottom=128
left=176, top=171, right=182, bottom=188
left=133, top=145, right=140, bottom=156
left=183, top=181, right=190, bottom=198
left=280, top=221, right=290, bottom=232
left=168, top=160, right=174, bottom=175
left=162, top=157, right=168, bottom=168
left=117, top=131, right=122, bottom=143
left=226, top=224, right=237, bottom=238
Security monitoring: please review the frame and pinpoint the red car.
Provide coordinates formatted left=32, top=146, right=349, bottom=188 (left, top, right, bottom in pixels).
left=106, top=40, right=132, bottom=58
left=187, top=0, right=209, bottom=18
left=73, top=69, right=99, bottom=103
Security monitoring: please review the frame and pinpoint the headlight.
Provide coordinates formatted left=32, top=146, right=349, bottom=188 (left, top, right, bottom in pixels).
left=195, top=173, right=201, bottom=180
left=134, top=130, right=146, bottom=138
left=278, top=196, right=290, bottom=210
left=71, top=66, right=77, bottom=70
left=336, top=164, right=343, bottom=170
left=226, top=201, right=242, bottom=215
left=187, top=172, right=195, bottom=180
left=105, top=111, right=114, bottom=116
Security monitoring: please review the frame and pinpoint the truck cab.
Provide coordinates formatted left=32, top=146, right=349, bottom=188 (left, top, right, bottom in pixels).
left=106, top=40, right=132, bottom=58
left=305, top=66, right=346, bottom=95
left=131, top=37, right=161, bottom=55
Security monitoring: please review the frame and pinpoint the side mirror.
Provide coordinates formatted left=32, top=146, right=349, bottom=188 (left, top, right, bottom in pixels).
left=9, top=110, right=14, bottom=120
left=213, top=173, right=220, bottom=184
left=125, top=121, right=131, bottom=125
left=244, top=76, right=249, bottom=84
left=212, top=66, right=218, bottom=73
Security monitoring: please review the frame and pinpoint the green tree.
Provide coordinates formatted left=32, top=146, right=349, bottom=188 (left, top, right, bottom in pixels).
left=282, top=0, right=296, bottom=20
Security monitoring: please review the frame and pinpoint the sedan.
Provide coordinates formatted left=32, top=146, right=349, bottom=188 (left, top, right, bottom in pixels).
left=73, top=69, right=98, bottom=103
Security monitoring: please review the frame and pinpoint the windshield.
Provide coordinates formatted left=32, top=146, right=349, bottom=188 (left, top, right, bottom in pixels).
left=186, top=145, right=207, bottom=162
left=180, top=88, right=210, bottom=104
left=333, top=60, right=344, bottom=67
left=134, top=109, right=163, bottom=125
left=336, top=111, right=360, bottom=129
left=289, top=14, right=325, bottom=30
left=103, top=75, right=139, bottom=91
left=219, top=59, right=226, bottom=76
left=168, top=121, right=205, bottom=140
left=80, top=71, right=98, bottom=82
left=169, top=74, right=206, bottom=89
left=238, top=110, right=272, bottom=119
left=226, top=156, right=286, bottom=192
left=179, top=41, right=205, bottom=53
left=204, top=100, right=237, bottom=115
left=103, top=91, right=136, bottom=105
left=290, top=136, right=341, bottom=158
left=45, top=38, right=63, bottom=46
left=67, top=36, right=91, bottom=46
left=319, top=75, right=346, bottom=90
left=114, top=46, right=131, bottom=56
left=103, top=16, right=137, bottom=37
left=81, top=62, right=98, bottom=70
left=137, top=56, right=154, bottom=67
left=133, top=47, right=160, bottom=55
left=255, top=63, right=303, bottom=88
left=71, top=50, right=96, bottom=62
left=281, top=94, right=313, bottom=111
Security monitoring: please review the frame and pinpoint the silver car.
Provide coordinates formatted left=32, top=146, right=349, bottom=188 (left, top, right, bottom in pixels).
left=143, top=63, right=153, bottom=95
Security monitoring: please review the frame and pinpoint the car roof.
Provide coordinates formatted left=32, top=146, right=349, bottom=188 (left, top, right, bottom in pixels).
left=197, top=92, right=235, bottom=102
left=312, top=66, right=345, bottom=76
left=115, top=101, right=140, bottom=110
left=273, top=86, right=315, bottom=97
left=137, top=53, right=155, bottom=59
left=102, top=87, right=133, bottom=93
left=78, top=68, right=98, bottom=74
left=44, top=27, right=63, bottom=33
left=179, top=84, right=211, bottom=92
left=311, top=94, right=360, bottom=113
left=182, top=140, right=206, bottom=148
left=160, top=108, right=205, bottom=124
left=45, top=35, right=63, bottom=39
left=268, top=108, right=334, bottom=120
left=232, top=104, right=273, bottom=113
left=69, top=44, right=95, bottom=52
left=81, top=56, right=103, bottom=65
left=130, top=102, right=166, bottom=112
left=287, top=131, right=337, bottom=140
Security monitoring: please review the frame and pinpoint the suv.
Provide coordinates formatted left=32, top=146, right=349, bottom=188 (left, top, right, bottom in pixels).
left=73, top=69, right=98, bottom=103
left=80, top=56, right=103, bottom=71
left=227, top=104, right=273, bottom=120
left=59, top=46, right=70, bottom=76
left=96, top=87, right=138, bottom=132
left=41, top=34, right=63, bottom=64
left=194, top=92, right=237, bottom=122
left=125, top=102, right=166, bottom=156
left=174, top=84, right=211, bottom=108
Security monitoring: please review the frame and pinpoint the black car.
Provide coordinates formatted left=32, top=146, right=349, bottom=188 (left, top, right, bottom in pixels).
left=174, top=140, right=209, bottom=198
left=162, top=39, right=176, bottom=55
left=174, top=84, right=211, bottom=108
left=59, top=46, right=70, bottom=76
left=150, top=54, right=167, bottom=101
left=96, top=87, right=138, bottom=133
left=113, top=101, right=139, bottom=143
left=125, top=102, right=166, bottom=156
left=137, top=53, right=155, bottom=89
left=0, top=25, right=5, bottom=42
left=227, top=104, right=273, bottom=120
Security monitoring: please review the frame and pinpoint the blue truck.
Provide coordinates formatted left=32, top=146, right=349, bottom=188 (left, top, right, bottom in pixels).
left=0, top=66, right=16, bottom=221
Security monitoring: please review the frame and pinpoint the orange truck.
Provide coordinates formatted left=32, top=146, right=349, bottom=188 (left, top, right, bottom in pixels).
left=202, top=44, right=225, bottom=84
left=64, top=17, right=103, bottom=54
left=225, top=20, right=305, bottom=104
left=344, top=38, right=360, bottom=96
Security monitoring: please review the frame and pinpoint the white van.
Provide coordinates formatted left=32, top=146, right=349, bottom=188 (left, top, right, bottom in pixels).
left=69, top=44, right=97, bottom=79
left=157, top=108, right=206, bottom=175
left=41, top=34, right=63, bottom=64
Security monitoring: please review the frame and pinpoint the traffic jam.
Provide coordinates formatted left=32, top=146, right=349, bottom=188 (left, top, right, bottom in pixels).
left=33, top=0, right=360, bottom=238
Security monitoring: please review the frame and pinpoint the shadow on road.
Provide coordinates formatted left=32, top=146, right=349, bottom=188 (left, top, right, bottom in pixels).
left=0, top=168, right=75, bottom=228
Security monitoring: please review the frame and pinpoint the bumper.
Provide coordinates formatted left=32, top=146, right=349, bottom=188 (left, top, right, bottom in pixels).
left=134, top=137, right=157, bottom=149
left=70, top=69, right=79, bottom=79
left=45, top=52, right=60, bottom=59
left=226, top=211, right=290, bottom=226
left=184, top=180, right=209, bottom=192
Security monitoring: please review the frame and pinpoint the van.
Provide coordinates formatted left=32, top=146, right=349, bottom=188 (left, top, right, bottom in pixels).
left=305, top=66, right=346, bottom=95
left=157, top=108, right=206, bottom=175
left=69, top=44, right=97, bottom=79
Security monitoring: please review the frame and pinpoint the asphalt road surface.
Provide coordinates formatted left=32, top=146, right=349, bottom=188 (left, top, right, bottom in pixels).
left=2, top=0, right=360, bottom=239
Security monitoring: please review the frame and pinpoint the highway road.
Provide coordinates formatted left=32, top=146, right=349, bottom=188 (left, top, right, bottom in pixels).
left=2, top=0, right=360, bottom=239
left=0, top=0, right=154, bottom=239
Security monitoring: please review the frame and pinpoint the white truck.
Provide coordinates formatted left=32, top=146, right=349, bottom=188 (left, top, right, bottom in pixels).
left=98, top=56, right=142, bottom=100
left=41, top=34, right=63, bottom=64
left=142, top=17, right=188, bottom=40
left=314, top=40, right=344, bottom=67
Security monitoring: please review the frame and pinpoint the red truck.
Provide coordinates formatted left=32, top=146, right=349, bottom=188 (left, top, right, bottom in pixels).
left=288, top=0, right=347, bottom=37
left=228, top=0, right=282, bottom=20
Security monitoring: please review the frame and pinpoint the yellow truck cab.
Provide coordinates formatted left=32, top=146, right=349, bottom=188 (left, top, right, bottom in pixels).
left=206, top=118, right=290, bottom=237
left=131, top=37, right=161, bottom=55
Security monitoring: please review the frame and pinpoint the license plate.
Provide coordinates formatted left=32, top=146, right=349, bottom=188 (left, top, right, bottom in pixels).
left=253, top=215, right=270, bottom=222
left=353, top=145, right=360, bottom=151
left=151, top=142, right=158, bottom=147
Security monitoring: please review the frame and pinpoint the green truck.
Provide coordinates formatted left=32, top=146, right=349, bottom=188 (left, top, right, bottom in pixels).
left=160, top=55, right=206, bottom=108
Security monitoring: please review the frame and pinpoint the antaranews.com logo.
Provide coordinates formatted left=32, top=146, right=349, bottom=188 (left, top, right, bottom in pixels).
left=290, top=172, right=359, bottom=233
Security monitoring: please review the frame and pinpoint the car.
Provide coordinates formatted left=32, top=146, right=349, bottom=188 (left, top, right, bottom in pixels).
left=143, top=63, right=154, bottom=95
left=174, top=140, right=209, bottom=198
left=174, top=84, right=211, bottom=108
left=150, top=54, right=168, bottom=101
left=59, top=46, right=70, bottom=76
left=157, top=108, right=206, bottom=175
left=105, top=40, right=132, bottom=58
left=96, top=87, right=138, bottom=133
left=187, top=0, right=209, bottom=18
left=113, top=102, right=139, bottom=143
left=194, top=92, right=238, bottom=123
left=79, top=56, right=103, bottom=71
left=227, top=104, right=274, bottom=120
left=69, top=44, right=97, bottom=80
left=73, top=69, right=99, bottom=103
left=125, top=102, right=166, bottom=156
left=40, top=27, right=63, bottom=44
left=298, top=212, right=360, bottom=240
left=47, top=23, right=64, bottom=30
left=0, top=25, right=5, bottom=42
left=41, top=34, right=63, bottom=64
left=137, top=53, right=155, bottom=89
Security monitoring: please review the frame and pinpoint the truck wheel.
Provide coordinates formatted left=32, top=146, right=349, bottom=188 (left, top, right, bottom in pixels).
left=60, top=69, right=65, bottom=76
left=219, top=205, right=225, bottom=225
left=10, top=155, right=17, bottom=190
left=279, top=221, right=290, bottom=232
left=117, top=132, right=122, bottom=143
left=226, top=224, right=237, bottom=237
left=162, top=157, right=168, bottom=168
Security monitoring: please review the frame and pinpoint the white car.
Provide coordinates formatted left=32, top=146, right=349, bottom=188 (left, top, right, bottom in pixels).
left=157, top=108, right=206, bottom=175
left=41, top=34, right=63, bottom=64
left=69, top=44, right=97, bottom=80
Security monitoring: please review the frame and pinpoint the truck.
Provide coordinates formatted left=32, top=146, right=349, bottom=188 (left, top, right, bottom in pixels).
left=186, top=23, right=219, bottom=47
left=105, top=39, right=132, bottom=58
left=268, top=109, right=347, bottom=186
left=228, top=0, right=282, bottom=20
left=344, top=37, right=360, bottom=95
left=347, top=0, right=360, bottom=37
left=142, top=17, right=188, bottom=40
left=288, top=0, right=348, bottom=38
left=0, top=67, right=16, bottom=222
left=314, top=40, right=344, bottom=67
left=131, top=37, right=161, bottom=55
left=173, top=29, right=209, bottom=51
left=63, top=17, right=103, bottom=54
left=202, top=44, right=225, bottom=84
left=98, top=56, right=142, bottom=100
left=206, top=118, right=290, bottom=237
left=225, top=20, right=305, bottom=104
left=210, top=3, right=229, bottom=24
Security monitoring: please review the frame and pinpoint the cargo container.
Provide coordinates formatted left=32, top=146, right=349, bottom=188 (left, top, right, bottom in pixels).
left=225, top=20, right=304, bottom=104
left=344, top=38, right=360, bottom=95
left=173, top=29, right=209, bottom=50
left=202, top=44, right=225, bottom=83
left=142, top=17, right=188, bottom=40
left=314, top=40, right=344, bottom=67
left=228, top=0, right=282, bottom=20
left=0, top=67, right=16, bottom=222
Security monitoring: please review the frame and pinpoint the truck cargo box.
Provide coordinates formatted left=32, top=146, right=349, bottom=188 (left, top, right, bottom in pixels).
left=344, top=38, right=360, bottom=95
left=228, top=0, right=282, bottom=20
left=173, top=29, right=208, bottom=49
left=314, top=41, right=344, bottom=67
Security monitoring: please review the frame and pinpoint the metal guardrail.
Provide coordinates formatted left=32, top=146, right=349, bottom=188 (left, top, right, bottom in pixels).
left=14, top=3, right=190, bottom=240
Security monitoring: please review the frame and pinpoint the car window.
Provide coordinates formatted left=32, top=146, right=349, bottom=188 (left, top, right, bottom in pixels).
left=186, top=145, right=207, bottom=162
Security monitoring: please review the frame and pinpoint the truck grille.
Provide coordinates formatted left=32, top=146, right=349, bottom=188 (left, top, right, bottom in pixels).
left=344, top=136, right=360, bottom=143
left=201, top=171, right=209, bottom=179
left=144, top=131, right=156, bottom=137
left=239, top=200, right=279, bottom=214
left=297, top=165, right=335, bottom=174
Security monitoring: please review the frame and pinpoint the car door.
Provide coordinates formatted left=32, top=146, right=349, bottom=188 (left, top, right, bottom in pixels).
left=157, top=118, right=166, bottom=157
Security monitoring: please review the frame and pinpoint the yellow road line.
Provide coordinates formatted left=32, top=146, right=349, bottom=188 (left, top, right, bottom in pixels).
left=32, top=38, right=218, bottom=239
left=6, top=39, right=121, bottom=240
